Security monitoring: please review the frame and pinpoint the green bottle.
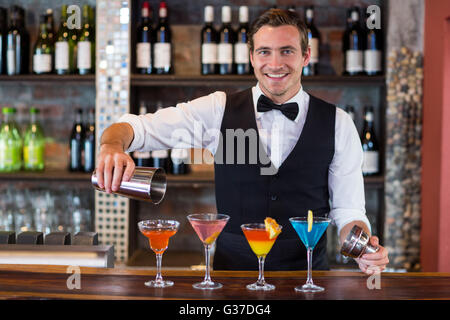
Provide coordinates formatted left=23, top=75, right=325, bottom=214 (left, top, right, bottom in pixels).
left=33, top=14, right=53, bottom=74
left=0, top=107, right=22, bottom=172
left=55, top=5, right=76, bottom=74
left=23, top=107, right=45, bottom=171
left=77, top=5, right=94, bottom=75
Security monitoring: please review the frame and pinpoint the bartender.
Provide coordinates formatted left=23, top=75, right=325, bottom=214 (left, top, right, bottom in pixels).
left=95, top=9, right=388, bottom=274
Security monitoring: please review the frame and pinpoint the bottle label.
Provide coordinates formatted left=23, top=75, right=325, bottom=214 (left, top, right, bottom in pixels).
left=202, top=43, right=217, bottom=64
left=362, top=151, right=379, bottom=174
left=218, top=43, right=233, bottom=64
left=152, top=149, right=168, bottom=158
left=24, top=144, right=44, bottom=167
left=171, top=149, right=189, bottom=165
left=154, top=42, right=171, bottom=68
left=77, top=41, right=92, bottom=69
left=55, top=41, right=69, bottom=70
left=133, top=150, right=151, bottom=159
left=364, top=50, right=381, bottom=73
left=137, top=42, right=152, bottom=68
left=309, top=38, right=319, bottom=64
left=0, top=141, right=21, bottom=168
left=7, top=49, right=15, bottom=75
left=33, top=54, right=52, bottom=73
left=234, top=43, right=249, bottom=64
left=346, top=50, right=363, bottom=73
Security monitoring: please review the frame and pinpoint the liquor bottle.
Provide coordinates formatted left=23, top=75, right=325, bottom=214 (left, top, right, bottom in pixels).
left=361, top=106, right=379, bottom=176
left=201, top=5, right=218, bottom=75
left=7, top=6, right=29, bottom=75
left=132, top=103, right=152, bottom=167
left=45, top=9, right=55, bottom=45
left=235, top=6, right=251, bottom=75
left=0, top=7, right=6, bottom=74
left=218, top=6, right=235, bottom=75
left=69, top=109, right=85, bottom=171
left=170, top=148, right=189, bottom=175
left=302, top=5, right=320, bottom=76
left=345, top=105, right=355, bottom=123
left=154, top=1, right=172, bottom=74
left=0, top=107, right=22, bottom=172
left=77, top=5, right=94, bottom=75
left=136, top=1, right=153, bottom=74
left=343, top=7, right=365, bottom=76
left=33, top=14, right=53, bottom=74
left=55, top=5, right=76, bottom=75
left=23, top=107, right=45, bottom=171
left=364, top=8, right=383, bottom=76
left=82, top=108, right=95, bottom=172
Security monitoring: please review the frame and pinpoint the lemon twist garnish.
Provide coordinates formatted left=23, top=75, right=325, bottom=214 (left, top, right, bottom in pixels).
left=264, top=217, right=282, bottom=239
left=204, top=231, right=220, bottom=245
left=307, top=210, right=313, bottom=232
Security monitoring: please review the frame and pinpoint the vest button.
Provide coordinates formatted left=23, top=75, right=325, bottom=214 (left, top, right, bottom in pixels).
left=271, top=195, right=278, bottom=201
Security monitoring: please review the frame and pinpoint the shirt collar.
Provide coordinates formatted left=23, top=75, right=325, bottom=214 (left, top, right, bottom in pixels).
left=252, top=82, right=307, bottom=123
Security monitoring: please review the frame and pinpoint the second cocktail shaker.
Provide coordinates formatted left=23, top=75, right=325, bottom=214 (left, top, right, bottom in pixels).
left=91, top=167, right=167, bottom=204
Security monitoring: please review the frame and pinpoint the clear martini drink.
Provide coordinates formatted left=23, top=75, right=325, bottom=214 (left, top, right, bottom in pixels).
left=290, top=214, right=330, bottom=292
left=187, top=213, right=229, bottom=290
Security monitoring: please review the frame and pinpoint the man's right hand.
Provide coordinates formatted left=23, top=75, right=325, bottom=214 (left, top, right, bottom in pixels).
left=96, top=143, right=135, bottom=193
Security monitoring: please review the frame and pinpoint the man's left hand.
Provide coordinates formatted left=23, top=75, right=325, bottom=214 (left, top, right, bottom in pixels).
left=355, top=236, right=389, bottom=275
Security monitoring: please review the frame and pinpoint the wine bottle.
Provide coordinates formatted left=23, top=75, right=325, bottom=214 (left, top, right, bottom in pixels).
left=303, top=5, right=320, bottom=76
left=23, top=107, right=45, bottom=171
left=77, top=5, right=94, bottom=75
left=7, top=6, right=29, bottom=75
left=33, top=14, right=53, bottom=74
left=364, top=8, right=383, bottom=76
left=83, top=108, right=95, bottom=172
left=0, top=7, right=6, bottom=74
left=154, top=1, right=172, bottom=74
left=218, top=6, right=235, bottom=75
left=343, top=7, right=365, bottom=76
left=171, top=148, right=189, bottom=175
left=361, top=106, right=379, bottom=176
left=69, top=109, right=85, bottom=171
left=45, top=9, right=55, bottom=45
left=235, top=6, right=251, bottom=75
left=136, top=1, right=153, bottom=74
left=55, top=5, right=76, bottom=75
left=201, top=5, right=218, bottom=75
left=132, top=103, right=152, bottom=167
left=0, top=107, right=22, bottom=172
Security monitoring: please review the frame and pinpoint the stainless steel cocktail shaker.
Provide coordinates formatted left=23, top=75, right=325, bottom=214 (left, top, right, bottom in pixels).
left=340, top=225, right=379, bottom=258
left=91, top=167, right=167, bottom=204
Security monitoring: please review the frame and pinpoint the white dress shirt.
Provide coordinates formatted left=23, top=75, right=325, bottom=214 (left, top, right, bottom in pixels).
left=117, top=83, right=371, bottom=235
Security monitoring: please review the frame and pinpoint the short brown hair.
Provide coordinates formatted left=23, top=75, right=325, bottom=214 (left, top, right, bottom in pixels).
left=248, top=9, right=309, bottom=56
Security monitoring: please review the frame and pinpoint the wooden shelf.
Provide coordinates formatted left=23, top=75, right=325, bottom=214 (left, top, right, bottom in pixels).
left=131, top=74, right=386, bottom=87
left=0, top=74, right=95, bottom=84
left=0, top=169, right=92, bottom=181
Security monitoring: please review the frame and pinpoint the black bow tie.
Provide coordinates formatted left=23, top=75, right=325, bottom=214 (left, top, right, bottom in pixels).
left=256, top=95, right=299, bottom=121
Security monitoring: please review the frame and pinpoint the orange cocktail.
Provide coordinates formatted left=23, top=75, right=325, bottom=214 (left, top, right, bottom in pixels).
left=242, top=228, right=277, bottom=257
left=138, top=219, right=179, bottom=288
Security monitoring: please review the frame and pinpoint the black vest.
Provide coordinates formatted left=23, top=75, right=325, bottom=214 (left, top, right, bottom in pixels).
left=213, top=88, right=336, bottom=271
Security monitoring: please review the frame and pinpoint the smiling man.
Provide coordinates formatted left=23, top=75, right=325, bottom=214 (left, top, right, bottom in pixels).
left=96, top=9, right=389, bottom=273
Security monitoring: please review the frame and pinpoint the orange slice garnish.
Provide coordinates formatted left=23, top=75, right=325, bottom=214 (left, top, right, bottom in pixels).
left=264, top=217, right=282, bottom=239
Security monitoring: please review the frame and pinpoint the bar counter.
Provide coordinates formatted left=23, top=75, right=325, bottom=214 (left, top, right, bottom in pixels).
left=0, top=264, right=449, bottom=300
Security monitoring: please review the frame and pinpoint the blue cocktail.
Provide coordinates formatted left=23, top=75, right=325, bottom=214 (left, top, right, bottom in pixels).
left=290, top=216, right=331, bottom=292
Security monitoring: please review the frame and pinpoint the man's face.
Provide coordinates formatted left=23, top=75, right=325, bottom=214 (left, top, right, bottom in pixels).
left=250, top=25, right=310, bottom=104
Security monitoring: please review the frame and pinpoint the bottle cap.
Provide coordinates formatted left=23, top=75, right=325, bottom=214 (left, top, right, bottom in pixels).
left=2, top=107, right=15, bottom=114
left=30, top=107, right=40, bottom=114
left=204, top=5, right=214, bottom=23
left=222, top=6, right=231, bottom=23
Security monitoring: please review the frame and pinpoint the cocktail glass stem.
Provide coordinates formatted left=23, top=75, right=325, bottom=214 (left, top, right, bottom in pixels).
left=155, top=252, right=164, bottom=284
left=203, top=244, right=212, bottom=284
left=257, top=256, right=266, bottom=286
left=306, top=248, right=314, bottom=286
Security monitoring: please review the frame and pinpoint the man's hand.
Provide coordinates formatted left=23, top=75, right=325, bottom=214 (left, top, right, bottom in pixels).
left=355, top=236, right=389, bottom=275
left=95, top=123, right=136, bottom=193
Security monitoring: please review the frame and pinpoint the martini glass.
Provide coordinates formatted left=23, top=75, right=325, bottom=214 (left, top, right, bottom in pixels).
left=187, top=213, right=229, bottom=290
left=241, top=223, right=281, bottom=291
left=289, top=216, right=330, bottom=292
left=138, top=219, right=180, bottom=288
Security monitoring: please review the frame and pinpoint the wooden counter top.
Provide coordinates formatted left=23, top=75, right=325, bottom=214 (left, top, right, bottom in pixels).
left=0, top=264, right=449, bottom=301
